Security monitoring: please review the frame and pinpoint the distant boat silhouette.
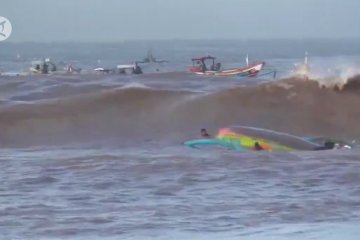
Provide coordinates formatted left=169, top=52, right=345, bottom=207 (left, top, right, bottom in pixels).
left=139, top=49, right=168, bottom=63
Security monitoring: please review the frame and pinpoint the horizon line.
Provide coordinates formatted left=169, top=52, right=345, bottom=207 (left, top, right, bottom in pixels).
left=2, top=37, right=360, bottom=44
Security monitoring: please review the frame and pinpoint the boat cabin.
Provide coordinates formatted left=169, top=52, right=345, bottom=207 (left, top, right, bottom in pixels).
left=190, top=56, right=221, bottom=73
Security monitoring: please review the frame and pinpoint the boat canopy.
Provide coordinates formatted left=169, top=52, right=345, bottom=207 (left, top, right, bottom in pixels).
left=191, top=56, right=216, bottom=62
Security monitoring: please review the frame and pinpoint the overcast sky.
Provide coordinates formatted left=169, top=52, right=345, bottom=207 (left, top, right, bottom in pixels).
left=2, top=0, right=360, bottom=42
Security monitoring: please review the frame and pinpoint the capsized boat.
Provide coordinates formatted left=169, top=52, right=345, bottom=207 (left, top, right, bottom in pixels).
left=189, top=55, right=265, bottom=77
left=184, top=126, right=353, bottom=152
left=184, top=126, right=319, bottom=152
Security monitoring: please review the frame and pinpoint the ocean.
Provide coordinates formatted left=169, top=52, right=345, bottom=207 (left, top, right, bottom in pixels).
left=0, top=39, right=360, bottom=239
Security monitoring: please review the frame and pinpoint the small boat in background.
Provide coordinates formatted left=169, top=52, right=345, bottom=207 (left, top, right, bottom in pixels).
left=138, top=49, right=168, bottom=64
left=117, top=62, right=143, bottom=74
left=189, top=55, right=265, bottom=77
left=66, top=63, right=82, bottom=74
left=29, top=58, right=57, bottom=74
left=94, top=62, right=143, bottom=74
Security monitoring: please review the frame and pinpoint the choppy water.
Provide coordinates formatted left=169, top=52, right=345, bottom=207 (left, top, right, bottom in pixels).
left=1, top=40, right=360, bottom=239
left=1, top=147, right=360, bottom=239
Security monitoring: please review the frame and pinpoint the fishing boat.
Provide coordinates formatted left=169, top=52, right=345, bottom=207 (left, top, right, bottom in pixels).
left=29, top=58, right=57, bottom=74
left=184, top=126, right=353, bottom=152
left=138, top=49, right=168, bottom=63
left=116, top=62, right=143, bottom=74
left=189, top=55, right=265, bottom=77
left=94, top=62, right=143, bottom=74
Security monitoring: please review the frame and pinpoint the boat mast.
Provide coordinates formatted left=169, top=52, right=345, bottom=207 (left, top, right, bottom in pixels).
left=304, top=51, right=308, bottom=65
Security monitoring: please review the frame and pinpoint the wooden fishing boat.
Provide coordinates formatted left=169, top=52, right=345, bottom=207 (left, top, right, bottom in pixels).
left=189, top=55, right=265, bottom=77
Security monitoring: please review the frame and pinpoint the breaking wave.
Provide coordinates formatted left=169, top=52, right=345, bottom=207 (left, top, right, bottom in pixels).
left=1, top=75, right=360, bottom=146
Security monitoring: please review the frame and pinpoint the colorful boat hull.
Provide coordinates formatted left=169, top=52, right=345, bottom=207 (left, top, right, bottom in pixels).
left=190, top=62, right=265, bottom=77
left=184, top=126, right=320, bottom=152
